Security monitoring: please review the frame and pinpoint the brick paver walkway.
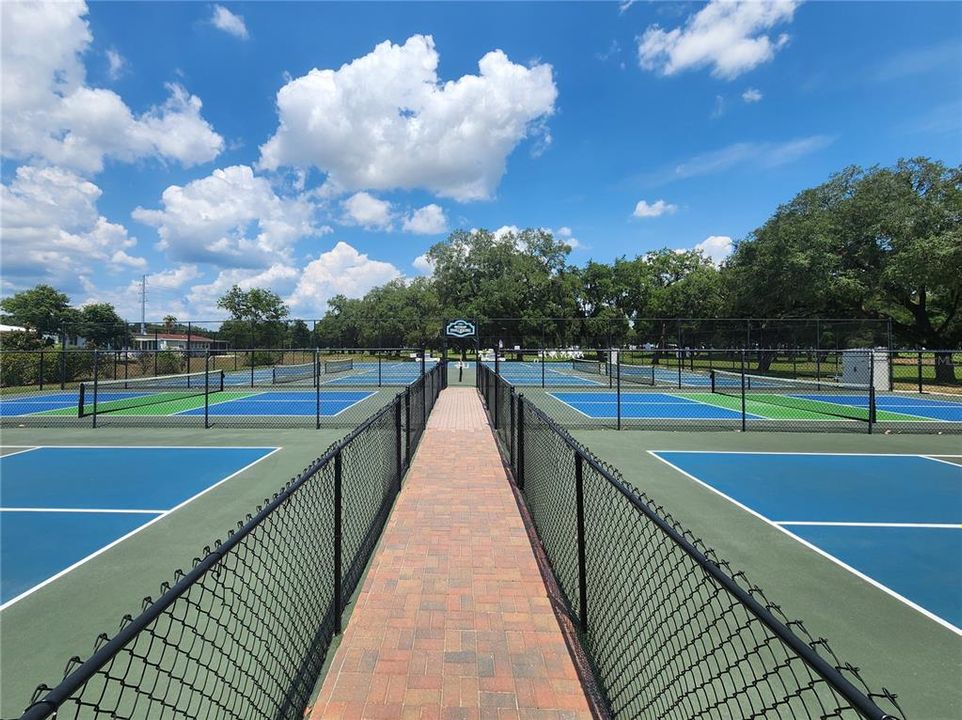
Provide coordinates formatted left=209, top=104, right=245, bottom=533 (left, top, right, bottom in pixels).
left=310, top=387, right=592, bottom=720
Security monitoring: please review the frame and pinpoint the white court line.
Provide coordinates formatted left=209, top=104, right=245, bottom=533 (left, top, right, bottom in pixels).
left=647, top=451, right=962, bottom=457
left=0, top=446, right=42, bottom=458
left=646, top=450, right=962, bottom=635
left=1, top=508, right=165, bottom=515
left=0, top=446, right=282, bottom=612
left=775, top=521, right=960, bottom=529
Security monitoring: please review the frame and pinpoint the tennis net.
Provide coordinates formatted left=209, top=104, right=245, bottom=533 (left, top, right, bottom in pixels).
left=324, top=358, right=353, bottom=374
left=711, top=369, right=876, bottom=422
left=571, top=358, right=605, bottom=375
left=614, top=363, right=655, bottom=386
left=272, top=362, right=316, bottom=384
left=78, top=370, right=225, bottom=417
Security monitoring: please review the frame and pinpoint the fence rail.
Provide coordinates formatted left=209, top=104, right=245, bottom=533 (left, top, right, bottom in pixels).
left=478, top=364, right=904, bottom=719
left=16, top=363, right=445, bottom=720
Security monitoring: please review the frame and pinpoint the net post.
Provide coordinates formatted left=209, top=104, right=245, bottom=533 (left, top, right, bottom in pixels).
left=92, top=350, right=99, bottom=429
left=78, top=382, right=85, bottom=418
left=405, top=387, right=412, bottom=466
left=204, top=351, right=210, bottom=429
left=516, top=394, right=525, bottom=490
left=333, top=450, right=343, bottom=635
left=740, top=351, right=747, bottom=432
left=816, top=352, right=822, bottom=390
left=394, top=395, right=403, bottom=483
left=868, top=352, right=876, bottom=432
left=616, top=358, right=622, bottom=431
left=39, top=350, right=44, bottom=391
left=710, top=370, right=717, bottom=393
left=917, top=352, right=923, bottom=393
left=574, top=451, right=588, bottom=633
left=608, top=348, right=613, bottom=389
left=677, top=350, right=682, bottom=389
left=250, top=349, right=255, bottom=388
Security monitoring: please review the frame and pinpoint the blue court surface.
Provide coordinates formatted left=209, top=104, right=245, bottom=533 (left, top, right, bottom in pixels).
left=550, top=391, right=752, bottom=419
left=0, top=390, right=374, bottom=417
left=548, top=390, right=962, bottom=422
left=0, top=446, right=278, bottom=607
left=183, top=390, right=374, bottom=416
left=650, top=451, right=962, bottom=631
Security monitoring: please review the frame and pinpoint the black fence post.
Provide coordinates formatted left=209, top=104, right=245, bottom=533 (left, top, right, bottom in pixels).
left=405, top=387, right=412, bottom=466
left=868, top=355, right=876, bottom=434
left=509, top=389, right=516, bottom=469
left=204, top=352, right=211, bottom=429
left=378, top=355, right=383, bottom=387
left=59, top=322, right=67, bottom=390
left=92, top=350, right=99, bottom=429
left=740, top=351, right=747, bottom=432
left=541, top=349, right=545, bottom=389
left=316, top=349, right=322, bottom=429
left=333, top=450, right=343, bottom=634
left=616, top=357, right=622, bottom=431
left=395, top=396, right=403, bottom=483
left=517, top=394, right=525, bottom=490
left=493, top=374, right=500, bottom=430
left=917, top=352, right=923, bottom=393
left=39, top=350, right=44, bottom=391
left=575, top=451, right=588, bottom=633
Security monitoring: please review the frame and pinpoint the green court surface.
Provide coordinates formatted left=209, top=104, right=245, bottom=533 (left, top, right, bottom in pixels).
left=39, top=390, right=263, bottom=416
left=570, top=429, right=962, bottom=720
left=0, top=426, right=346, bottom=718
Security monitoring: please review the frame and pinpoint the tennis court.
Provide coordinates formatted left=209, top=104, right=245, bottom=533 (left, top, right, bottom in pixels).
left=0, top=445, right=279, bottom=608
left=650, top=451, right=962, bottom=632
left=548, top=389, right=962, bottom=422
left=0, top=389, right=375, bottom=417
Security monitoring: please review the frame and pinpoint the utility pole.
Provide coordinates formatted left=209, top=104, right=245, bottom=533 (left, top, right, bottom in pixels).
left=140, top=274, right=148, bottom=334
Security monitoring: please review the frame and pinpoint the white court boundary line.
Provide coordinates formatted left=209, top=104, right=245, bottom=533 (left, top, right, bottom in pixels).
left=775, top=521, right=960, bottom=529
left=0, top=446, right=42, bottom=458
left=0, top=446, right=282, bottom=612
left=1, top=508, right=165, bottom=515
left=647, top=450, right=962, bottom=635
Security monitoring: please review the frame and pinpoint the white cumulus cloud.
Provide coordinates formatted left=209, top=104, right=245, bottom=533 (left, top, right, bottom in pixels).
left=133, top=165, right=320, bottom=268
left=1, top=1, right=223, bottom=174
left=288, top=242, right=401, bottom=315
left=341, top=192, right=395, bottom=230
left=742, top=87, right=763, bottom=102
left=633, top=199, right=678, bottom=218
left=106, top=48, right=126, bottom=80
left=1, top=164, right=144, bottom=291
left=258, top=35, right=558, bottom=201
left=412, top=253, right=435, bottom=275
left=210, top=4, right=249, bottom=39
left=402, top=204, right=448, bottom=235
left=694, top=235, right=734, bottom=265
left=555, top=226, right=581, bottom=249
left=638, top=1, right=798, bottom=79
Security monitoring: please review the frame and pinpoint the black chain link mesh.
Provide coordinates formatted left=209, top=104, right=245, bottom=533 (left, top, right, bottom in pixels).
left=478, top=364, right=905, bottom=720
left=15, top=366, right=444, bottom=720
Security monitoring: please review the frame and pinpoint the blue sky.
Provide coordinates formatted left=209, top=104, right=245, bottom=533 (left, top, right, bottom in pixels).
left=2, top=1, right=959, bottom=321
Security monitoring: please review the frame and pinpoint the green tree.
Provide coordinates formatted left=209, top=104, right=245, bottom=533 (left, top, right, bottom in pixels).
left=290, top=320, right=312, bottom=348
left=727, top=157, right=961, bottom=378
left=0, top=284, right=71, bottom=337
left=79, top=303, right=126, bottom=347
left=217, top=286, right=290, bottom=349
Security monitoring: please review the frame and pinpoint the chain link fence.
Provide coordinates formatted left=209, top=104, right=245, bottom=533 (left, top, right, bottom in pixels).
left=15, top=365, right=445, bottom=720
left=478, top=348, right=960, bottom=434
left=479, top=364, right=904, bottom=719
left=0, top=348, right=440, bottom=430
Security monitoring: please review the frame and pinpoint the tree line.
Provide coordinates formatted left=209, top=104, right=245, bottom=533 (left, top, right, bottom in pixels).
left=2, top=157, right=959, bottom=355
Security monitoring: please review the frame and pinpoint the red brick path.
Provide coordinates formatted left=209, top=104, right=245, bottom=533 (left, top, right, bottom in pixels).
left=309, top=388, right=593, bottom=720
